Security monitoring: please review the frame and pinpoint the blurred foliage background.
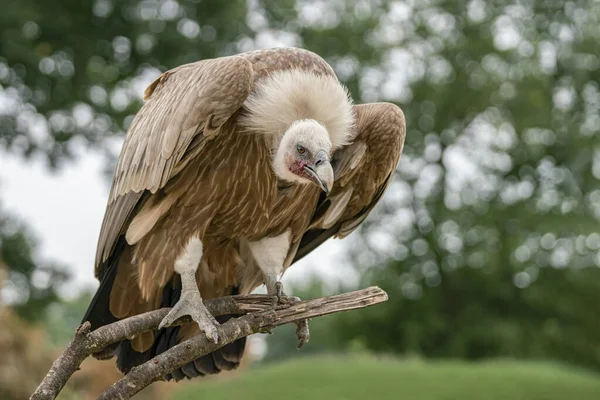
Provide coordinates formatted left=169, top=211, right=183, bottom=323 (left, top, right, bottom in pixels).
left=1, top=0, right=600, bottom=399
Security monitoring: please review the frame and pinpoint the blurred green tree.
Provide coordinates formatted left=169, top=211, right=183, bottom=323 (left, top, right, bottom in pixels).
left=0, top=0, right=252, bottom=165
left=0, top=208, right=70, bottom=321
left=328, top=0, right=600, bottom=371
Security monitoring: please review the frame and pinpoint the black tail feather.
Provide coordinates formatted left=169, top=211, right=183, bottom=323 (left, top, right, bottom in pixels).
left=82, top=259, right=119, bottom=329
left=81, top=257, right=121, bottom=359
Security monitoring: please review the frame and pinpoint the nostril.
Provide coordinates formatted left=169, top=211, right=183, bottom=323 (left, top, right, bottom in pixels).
left=315, top=159, right=323, bottom=167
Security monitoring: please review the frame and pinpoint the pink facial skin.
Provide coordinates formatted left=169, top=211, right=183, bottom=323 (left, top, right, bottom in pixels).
left=288, top=158, right=310, bottom=179
left=286, top=151, right=311, bottom=179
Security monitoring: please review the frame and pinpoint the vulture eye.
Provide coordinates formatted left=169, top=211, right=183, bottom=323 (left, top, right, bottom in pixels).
left=296, top=145, right=306, bottom=155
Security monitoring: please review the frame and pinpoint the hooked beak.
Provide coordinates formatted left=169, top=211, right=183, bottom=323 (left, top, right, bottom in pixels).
left=304, top=150, right=334, bottom=195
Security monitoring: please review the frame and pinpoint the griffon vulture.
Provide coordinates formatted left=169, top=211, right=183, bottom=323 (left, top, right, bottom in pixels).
left=82, top=47, right=405, bottom=380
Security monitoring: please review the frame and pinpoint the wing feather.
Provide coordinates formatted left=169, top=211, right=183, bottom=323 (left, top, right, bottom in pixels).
left=111, top=56, right=254, bottom=200
left=94, top=55, right=255, bottom=277
left=293, top=102, right=406, bottom=263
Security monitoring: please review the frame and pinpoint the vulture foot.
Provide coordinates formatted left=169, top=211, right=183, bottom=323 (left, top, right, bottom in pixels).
left=158, top=290, right=219, bottom=343
left=266, top=280, right=310, bottom=348
left=295, top=318, right=310, bottom=349
left=266, top=280, right=295, bottom=305
left=272, top=281, right=294, bottom=305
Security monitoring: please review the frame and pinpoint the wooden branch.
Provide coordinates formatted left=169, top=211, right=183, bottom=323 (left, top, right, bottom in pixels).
left=31, top=287, right=388, bottom=400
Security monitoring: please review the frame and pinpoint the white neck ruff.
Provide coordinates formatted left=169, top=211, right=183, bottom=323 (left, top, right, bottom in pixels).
left=239, top=69, right=355, bottom=150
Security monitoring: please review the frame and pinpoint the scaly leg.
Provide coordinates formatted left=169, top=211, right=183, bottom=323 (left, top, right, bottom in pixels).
left=248, top=231, right=310, bottom=348
left=158, top=237, right=219, bottom=343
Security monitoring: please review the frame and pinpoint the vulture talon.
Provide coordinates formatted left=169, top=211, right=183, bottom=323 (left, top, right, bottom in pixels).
left=260, top=326, right=274, bottom=334
left=296, top=319, right=310, bottom=349
left=275, top=281, right=284, bottom=300
left=284, top=295, right=310, bottom=347
left=158, top=290, right=219, bottom=343
left=267, top=280, right=293, bottom=305
left=265, top=280, right=310, bottom=347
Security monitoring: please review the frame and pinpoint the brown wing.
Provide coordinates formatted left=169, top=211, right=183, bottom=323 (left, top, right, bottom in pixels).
left=292, top=102, right=406, bottom=263
left=95, top=55, right=255, bottom=278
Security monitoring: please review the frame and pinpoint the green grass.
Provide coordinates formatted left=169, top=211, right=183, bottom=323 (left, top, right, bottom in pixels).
left=173, top=355, right=600, bottom=400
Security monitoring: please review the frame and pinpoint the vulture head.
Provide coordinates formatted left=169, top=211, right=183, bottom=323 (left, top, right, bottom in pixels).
left=274, top=119, right=334, bottom=194
left=241, top=69, right=355, bottom=195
